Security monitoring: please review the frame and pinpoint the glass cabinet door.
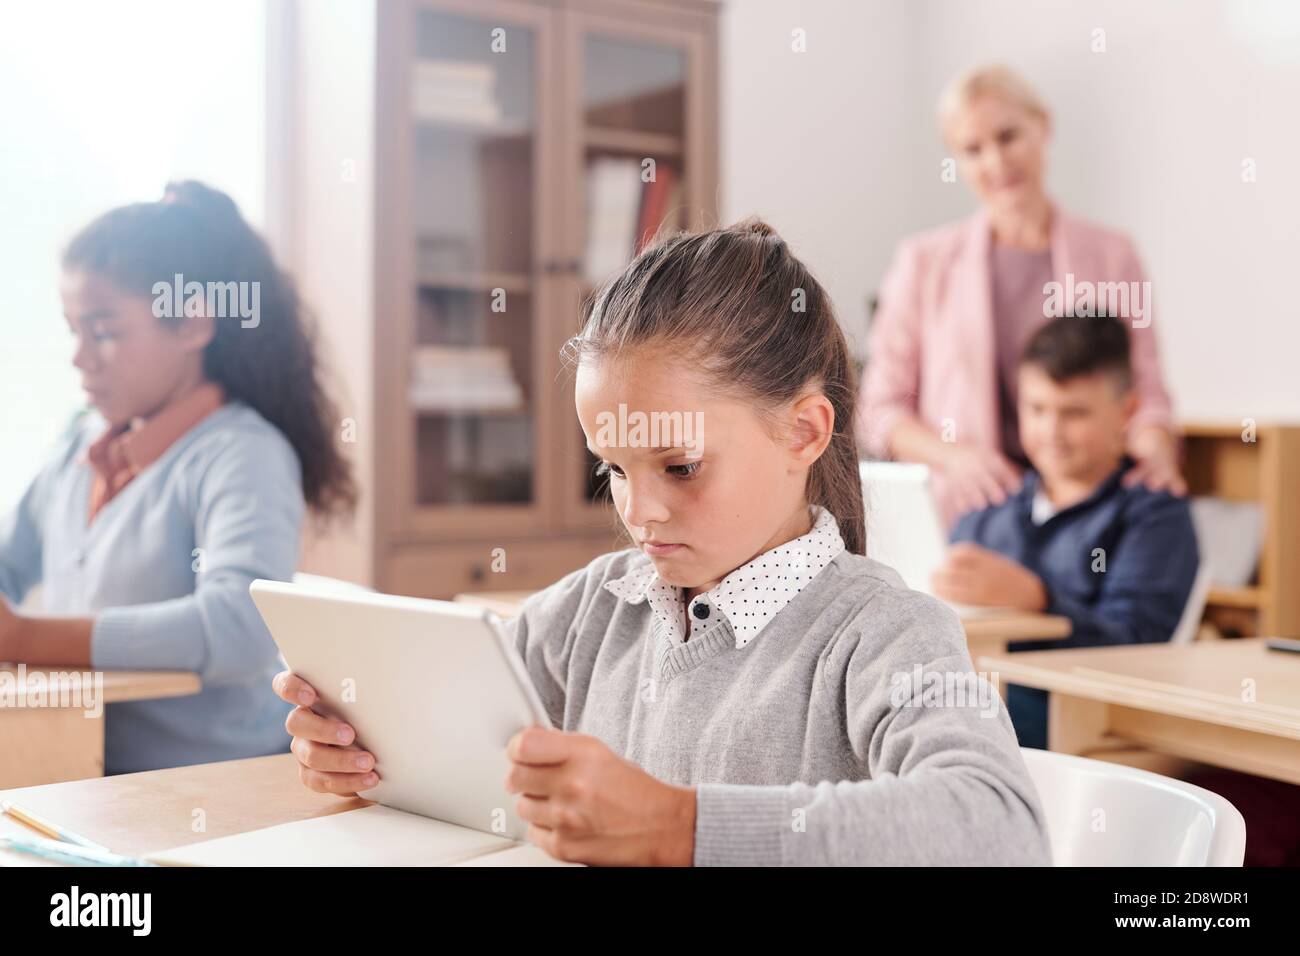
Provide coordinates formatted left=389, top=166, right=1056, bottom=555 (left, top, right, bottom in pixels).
left=407, top=4, right=543, bottom=519
left=562, top=12, right=708, bottom=521
left=579, top=33, right=687, bottom=286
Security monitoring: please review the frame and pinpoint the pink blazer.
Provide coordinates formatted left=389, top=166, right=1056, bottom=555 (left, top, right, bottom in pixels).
left=858, top=206, right=1174, bottom=525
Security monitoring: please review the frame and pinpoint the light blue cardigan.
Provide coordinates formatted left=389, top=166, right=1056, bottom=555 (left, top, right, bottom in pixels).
left=0, top=402, right=299, bottom=773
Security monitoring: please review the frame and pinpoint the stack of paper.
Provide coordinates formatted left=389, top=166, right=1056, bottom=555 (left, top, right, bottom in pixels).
left=411, top=60, right=502, bottom=126
left=408, top=345, right=524, bottom=412
left=146, top=805, right=578, bottom=867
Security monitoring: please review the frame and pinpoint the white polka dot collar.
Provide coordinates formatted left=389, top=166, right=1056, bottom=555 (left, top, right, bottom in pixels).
left=603, top=506, right=846, bottom=649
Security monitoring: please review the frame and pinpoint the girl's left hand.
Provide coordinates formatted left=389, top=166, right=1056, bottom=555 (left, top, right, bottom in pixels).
left=1124, top=425, right=1187, bottom=495
left=505, top=727, right=696, bottom=866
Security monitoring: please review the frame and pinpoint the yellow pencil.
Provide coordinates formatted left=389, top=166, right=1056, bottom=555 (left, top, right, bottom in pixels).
left=0, top=800, right=111, bottom=852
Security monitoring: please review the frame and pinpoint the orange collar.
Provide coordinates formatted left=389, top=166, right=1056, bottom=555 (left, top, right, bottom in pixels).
left=85, top=382, right=225, bottom=521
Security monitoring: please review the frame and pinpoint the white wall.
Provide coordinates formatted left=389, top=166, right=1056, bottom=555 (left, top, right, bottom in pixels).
left=0, top=0, right=268, bottom=512
left=719, top=0, right=916, bottom=354
left=723, top=0, right=1300, bottom=422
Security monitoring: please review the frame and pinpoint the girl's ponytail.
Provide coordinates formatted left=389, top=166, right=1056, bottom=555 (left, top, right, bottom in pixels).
left=804, top=335, right=865, bottom=556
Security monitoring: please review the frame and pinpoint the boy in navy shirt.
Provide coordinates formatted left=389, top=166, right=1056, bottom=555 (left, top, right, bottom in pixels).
left=934, top=314, right=1198, bottom=749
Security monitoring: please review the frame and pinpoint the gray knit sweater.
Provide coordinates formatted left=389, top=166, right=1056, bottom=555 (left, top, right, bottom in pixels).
left=504, top=548, right=1051, bottom=866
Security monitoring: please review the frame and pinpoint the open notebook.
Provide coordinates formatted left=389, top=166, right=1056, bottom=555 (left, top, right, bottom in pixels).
left=145, top=805, right=578, bottom=867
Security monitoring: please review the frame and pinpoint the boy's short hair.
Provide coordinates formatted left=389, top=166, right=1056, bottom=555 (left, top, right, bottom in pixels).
left=1020, top=314, right=1132, bottom=391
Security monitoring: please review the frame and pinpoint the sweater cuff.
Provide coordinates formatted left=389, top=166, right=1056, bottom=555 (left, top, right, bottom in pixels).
left=92, top=603, right=206, bottom=673
left=694, top=783, right=790, bottom=866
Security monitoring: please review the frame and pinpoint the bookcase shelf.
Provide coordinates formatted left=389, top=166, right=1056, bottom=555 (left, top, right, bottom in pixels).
left=585, top=125, right=684, bottom=157
left=292, top=0, right=719, bottom=596
left=413, top=116, right=532, bottom=139
left=416, top=271, right=533, bottom=294
left=1182, top=421, right=1300, bottom=637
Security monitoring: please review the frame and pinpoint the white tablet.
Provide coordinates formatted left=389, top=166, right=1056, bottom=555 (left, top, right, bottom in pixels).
left=249, top=579, right=551, bottom=841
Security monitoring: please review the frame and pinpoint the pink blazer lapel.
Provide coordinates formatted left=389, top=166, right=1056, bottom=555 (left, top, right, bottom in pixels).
left=1049, top=204, right=1079, bottom=288
left=958, top=210, right=998, bottom=448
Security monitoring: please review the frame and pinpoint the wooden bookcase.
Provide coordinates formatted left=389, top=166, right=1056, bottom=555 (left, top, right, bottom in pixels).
left=1181, top=422, right=1300, bottom=638
left=287, top=0, right=719, bottom=597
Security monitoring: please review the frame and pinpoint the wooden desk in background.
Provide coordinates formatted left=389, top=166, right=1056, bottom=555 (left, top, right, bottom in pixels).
left=0, top=666, right=200, bottom=789
left=454, top=590, right=1072, bottom=658
left=977, top=638, right=1300, bottom=785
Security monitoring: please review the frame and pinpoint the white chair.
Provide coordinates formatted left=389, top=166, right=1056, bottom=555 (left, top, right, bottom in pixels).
left=1169, top=561, right=1214, bottom=645
left=1021, top=748, right=1246, bottom=866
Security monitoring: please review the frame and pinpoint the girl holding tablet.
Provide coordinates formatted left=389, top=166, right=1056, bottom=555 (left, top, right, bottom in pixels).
left=0, top=182, right=355, bottom=774
left=275, top=220, right=1048, bottom=865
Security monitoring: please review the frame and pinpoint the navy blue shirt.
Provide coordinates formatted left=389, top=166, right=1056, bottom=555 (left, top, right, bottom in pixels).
left=950, top=456, right=1199, bottom=651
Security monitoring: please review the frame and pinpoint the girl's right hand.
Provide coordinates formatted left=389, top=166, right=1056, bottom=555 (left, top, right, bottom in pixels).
left=940, top=443, right=1022, bottom=516
left=272, top=670, right=380, bottom=795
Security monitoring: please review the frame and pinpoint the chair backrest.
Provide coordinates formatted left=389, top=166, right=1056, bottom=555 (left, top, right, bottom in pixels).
left=1169, top=561, right=1214, bottom=645
left=859, top=461, right=947, bottom=595
left=1020, top=748, right=1245, bottom=866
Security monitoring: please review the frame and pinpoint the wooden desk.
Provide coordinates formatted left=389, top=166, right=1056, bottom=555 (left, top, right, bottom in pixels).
left=0, top=753, right=356, bottom=860
left=455, top=590, right=1071, bottom=657
left=977, top=638, right=1300, bottom=785
left=0, top=753, right=580, bottom=867
left=0, top=666, right=201, bottom=789
left=958, top=608, right=1071, bottom=657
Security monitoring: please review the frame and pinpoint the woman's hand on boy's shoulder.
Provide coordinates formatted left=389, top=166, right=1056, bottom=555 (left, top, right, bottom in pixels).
left=939, top=443, right=1022, bottom=515
left=272, top=670, right=379, bottom=795
left=1124, top=425, right=1187, bottom=496
left=505, top=727, right=696, bottom=866
left=932, top=542, right=1048, bottom=611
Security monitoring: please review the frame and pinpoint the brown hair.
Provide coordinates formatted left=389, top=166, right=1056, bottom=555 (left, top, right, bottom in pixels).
left=63, top=181, right=357, bottom=519
left=1021, top=314, right=1132, bottom=391
left=565, top=218, right=865, bottom=555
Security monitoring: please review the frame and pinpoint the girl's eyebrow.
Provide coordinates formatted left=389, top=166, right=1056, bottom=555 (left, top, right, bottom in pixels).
left=68, top=309, right=118, bottom=325
left=587, top=444, right=701, bottom=461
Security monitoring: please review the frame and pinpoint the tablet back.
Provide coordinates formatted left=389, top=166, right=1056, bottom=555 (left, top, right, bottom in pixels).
left=250, top=580, right=550, bottom=841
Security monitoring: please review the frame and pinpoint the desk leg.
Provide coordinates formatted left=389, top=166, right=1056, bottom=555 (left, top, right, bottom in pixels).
left=0, top=708, right=105, bottom=788
left=1046, top=693, right=1111, bottom=754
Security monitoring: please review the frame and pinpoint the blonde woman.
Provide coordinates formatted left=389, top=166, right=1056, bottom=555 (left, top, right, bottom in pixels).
left=859, top=65, right=1182, bottom=525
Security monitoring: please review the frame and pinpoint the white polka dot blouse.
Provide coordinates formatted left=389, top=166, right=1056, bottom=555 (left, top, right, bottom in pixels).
left=603, top=506, right=846, bottom=648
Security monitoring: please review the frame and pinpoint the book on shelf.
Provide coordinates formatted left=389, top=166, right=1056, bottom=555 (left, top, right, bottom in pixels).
left=582, top=157, right=643, bottom=283
left=583, top=157, right=683, bottom=283
left=411, top=59, right=503, bottom=126
left=408, top=384, right=524, bottom=413
left=409, top=345, right=524, bottom=412
left=412, top=344, right=513, bottom=370
left=635, top=162, right=681, bottom=254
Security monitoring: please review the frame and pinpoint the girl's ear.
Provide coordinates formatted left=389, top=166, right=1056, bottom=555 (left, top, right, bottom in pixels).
left=173, top=314, right=216, bottom=354
left=787, top=392, right=834, bottom=471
